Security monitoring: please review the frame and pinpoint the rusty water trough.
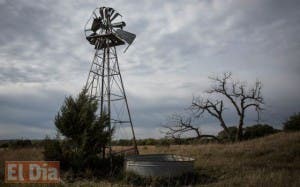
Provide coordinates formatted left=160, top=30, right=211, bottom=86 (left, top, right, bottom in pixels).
left=125, top=154, right=195, bottom=177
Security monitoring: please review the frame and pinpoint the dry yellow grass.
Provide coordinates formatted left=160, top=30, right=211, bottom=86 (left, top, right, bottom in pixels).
left=0, top=132, right=299, bottom=186
left=138, top=132, right=300, bottom=186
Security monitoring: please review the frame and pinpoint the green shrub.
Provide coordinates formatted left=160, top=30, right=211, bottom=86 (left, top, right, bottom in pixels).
left=283, top=113, right=300, bottom=131
left=218, top=126, right=237, bottom=141
left=156, top=138, right=171, bottom=147
left=0, top=143, right=9, bottom=148
left=43, top=138, right=63, bottom=161
left=243, top=124, right=279, bottom=140
left=9, top=139, right=32, bottom=148
left=43, top=89, right=120, bottom=179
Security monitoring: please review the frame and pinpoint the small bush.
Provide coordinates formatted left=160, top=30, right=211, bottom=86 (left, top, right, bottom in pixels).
left=283, top=113, right=300, bottom=131
left=243, top=124, right=279, bottom=140
left=0, top=143, right=9, bottom=148
left=43, top=138, right=63, bottom=161
left=9, top=139, right=32, bottom=148
left=43, top=136, right=125, bottom=179
left=43, top=89, right=115, bottom=180
left=156, top=138, right=171, bottom=147
left=218, top=126, right=237, bottom=141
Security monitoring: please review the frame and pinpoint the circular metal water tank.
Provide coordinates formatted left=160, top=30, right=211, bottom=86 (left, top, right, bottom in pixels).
left=125, top=154, right=195, bottom=177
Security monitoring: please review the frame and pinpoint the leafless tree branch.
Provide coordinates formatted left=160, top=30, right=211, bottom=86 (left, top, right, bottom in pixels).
left=191, top=97, right=230, bottom=139
left=162, top=113, right=220, bottom=142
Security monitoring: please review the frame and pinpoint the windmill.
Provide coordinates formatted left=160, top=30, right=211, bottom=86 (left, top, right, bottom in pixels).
left=84, top=7, right=138, bottom=155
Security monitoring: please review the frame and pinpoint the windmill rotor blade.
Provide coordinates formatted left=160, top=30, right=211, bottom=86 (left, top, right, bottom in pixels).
left=110, top=12, right=121, bottom=22
left=104, top=7, right=110, bottom=19
left=110, top=9, right=115, bottom=17
left=86, top=7, right=135, bottom=52
left=115, top=29, right=136, bottom=45
left=105, top=7, right=110, bottom=18
left=99, top=7, right=105, bottom=19
left=111, top=21, right=126, bottom=29
left=107, top=8, right=115, bottom=18
left=91, top=18, right=101, bottom=32
left=92, top=12, right=97, bottom=19
left=86, top=33, right=97, bottom=45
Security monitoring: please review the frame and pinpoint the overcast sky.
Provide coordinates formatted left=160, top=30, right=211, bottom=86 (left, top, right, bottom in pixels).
left=0, top=0, right=299, bottom=139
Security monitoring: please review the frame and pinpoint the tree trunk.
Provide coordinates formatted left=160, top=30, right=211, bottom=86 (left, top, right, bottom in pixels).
left=236, top=114, right=244, bottom=141
left=220, top=119, right=231, bottom=140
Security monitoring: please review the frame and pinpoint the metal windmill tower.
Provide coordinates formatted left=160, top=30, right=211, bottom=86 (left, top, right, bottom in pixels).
left=84, top=7, right=138, bottom=155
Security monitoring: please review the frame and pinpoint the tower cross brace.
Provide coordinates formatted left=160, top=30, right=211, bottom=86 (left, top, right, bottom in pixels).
left=85, top=45, right=138, bottom=156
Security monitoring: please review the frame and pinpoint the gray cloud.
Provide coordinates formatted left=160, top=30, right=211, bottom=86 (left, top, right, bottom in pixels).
left=0, top=85, right=67, bottom=139
left=0, top=0, right=299, bottom=139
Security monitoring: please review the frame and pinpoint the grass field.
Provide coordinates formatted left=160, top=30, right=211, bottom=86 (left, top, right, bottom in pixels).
left=1, top=132, right=300, bottom=186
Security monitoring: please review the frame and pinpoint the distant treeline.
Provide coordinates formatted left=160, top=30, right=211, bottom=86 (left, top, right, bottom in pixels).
left=2, top=123, right=298, bottom=148
left=0, top=138, right=212, bottom=148
left=113, top=124, right=282, bottom=146
left=112, top=137, right=217, bottom=146
left=0, top=139, right=33, bottom=148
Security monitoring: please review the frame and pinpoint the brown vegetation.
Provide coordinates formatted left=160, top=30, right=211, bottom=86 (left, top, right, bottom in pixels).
left=0, top=132, right=300, bottom=186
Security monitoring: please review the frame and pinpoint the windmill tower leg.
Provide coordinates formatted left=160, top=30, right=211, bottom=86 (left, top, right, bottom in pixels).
left=112, top=47, right=139, bottom=155
left=85, top=46, right=139, bottom=157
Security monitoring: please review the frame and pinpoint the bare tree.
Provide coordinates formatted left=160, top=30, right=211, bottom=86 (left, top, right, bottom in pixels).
left=162, top=113, right=220, bottom=142
left=163, top=72, right=264, bottom=142
left=193, top=72, right=264, bottom=141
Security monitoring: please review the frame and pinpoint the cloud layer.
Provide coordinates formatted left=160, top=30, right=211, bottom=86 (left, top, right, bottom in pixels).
left=0, top=0, right=299, bottom=139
